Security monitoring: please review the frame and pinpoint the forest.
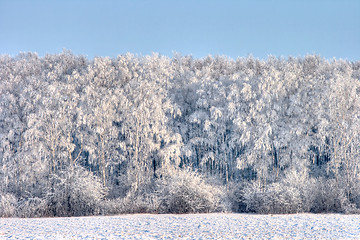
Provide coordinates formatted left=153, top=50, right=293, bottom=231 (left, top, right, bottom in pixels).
left=1, top=51, right=360, bottom=217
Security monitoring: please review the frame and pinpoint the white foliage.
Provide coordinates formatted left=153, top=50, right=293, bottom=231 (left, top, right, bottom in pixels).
left=0, top=193, right=17, bottom=217
left=1, top=52, right=360, bottom=216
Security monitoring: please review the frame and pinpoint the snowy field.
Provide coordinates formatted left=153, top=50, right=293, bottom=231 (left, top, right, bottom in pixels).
left=1, top=213, right=360, bottom=239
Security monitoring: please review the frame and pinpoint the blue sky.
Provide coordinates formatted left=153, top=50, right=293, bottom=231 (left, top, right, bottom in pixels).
left=0, top=0, right=359, bottom=60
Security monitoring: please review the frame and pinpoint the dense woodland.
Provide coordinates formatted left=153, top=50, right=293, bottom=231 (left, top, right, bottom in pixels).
left=1, top=51, right=360, bottom=217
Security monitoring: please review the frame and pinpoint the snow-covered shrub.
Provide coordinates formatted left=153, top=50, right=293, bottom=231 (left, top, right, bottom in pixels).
left=45, top=166, right=107, bottom=217
left=157, top=168, right=228, bottom=214
left=281, top=168, right=317, bottom=213
left=227, top=181, right=251, bottom=213
left=230, top=170, right=358, bottom=214
left=0, top=193, right=17, bottom=217
left=106, top=169, right=228, bottom=214
left=117, top=182, right=162, bottom=214
left=346, top=178, right=360, bottom=211
left=240, top=169, right=314, bottom=214
left=243, top=181, right=303, bottom=214
left=124, top=193, right=161, bottom=214
left=16, top=197, right=49, bottom=218
left=309, top=178, right=355, bottom=213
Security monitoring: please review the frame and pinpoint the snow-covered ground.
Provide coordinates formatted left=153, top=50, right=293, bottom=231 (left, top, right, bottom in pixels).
left=1, top=213, right=360, bottom=239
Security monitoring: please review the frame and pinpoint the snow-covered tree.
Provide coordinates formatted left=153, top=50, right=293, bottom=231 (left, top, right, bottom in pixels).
left=1, top=51, right=360, bottom=216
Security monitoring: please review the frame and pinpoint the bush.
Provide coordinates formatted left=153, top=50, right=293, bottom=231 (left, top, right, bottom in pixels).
left=309, top=178, right=356, bottom=213
left=243, top=181, right=303, bottom=214
left=157, top=168, right=228, bottom=214
left=232, top=169, right=314, bottom=214
left=347, top=178, right=360, bottom=210
left=16, top=197, right=49, bottom=218
left=227, top=181, right=250, bottom=213
left=116, top=181, right=162, bottom=214
left=0, top=192, right=17, bottom=217
left=45, top=165, right=107, bottom=217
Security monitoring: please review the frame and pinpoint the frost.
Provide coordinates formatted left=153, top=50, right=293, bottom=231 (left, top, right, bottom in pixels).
left=1, top=52, right=360, bottom=217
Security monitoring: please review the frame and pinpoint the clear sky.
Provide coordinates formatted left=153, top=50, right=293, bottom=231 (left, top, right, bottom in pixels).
left=0, top=0, right=359, bottom=60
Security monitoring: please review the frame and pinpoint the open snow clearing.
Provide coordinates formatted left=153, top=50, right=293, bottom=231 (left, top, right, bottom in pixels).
left=1, top=213, right=360, bottom=239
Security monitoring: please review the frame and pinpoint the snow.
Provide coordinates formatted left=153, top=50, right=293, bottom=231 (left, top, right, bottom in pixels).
left=1, top=213, right=360, bottom=239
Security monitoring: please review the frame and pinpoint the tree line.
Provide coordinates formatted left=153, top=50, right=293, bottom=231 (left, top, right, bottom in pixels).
left=1, top=51, right=360, bottom=217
